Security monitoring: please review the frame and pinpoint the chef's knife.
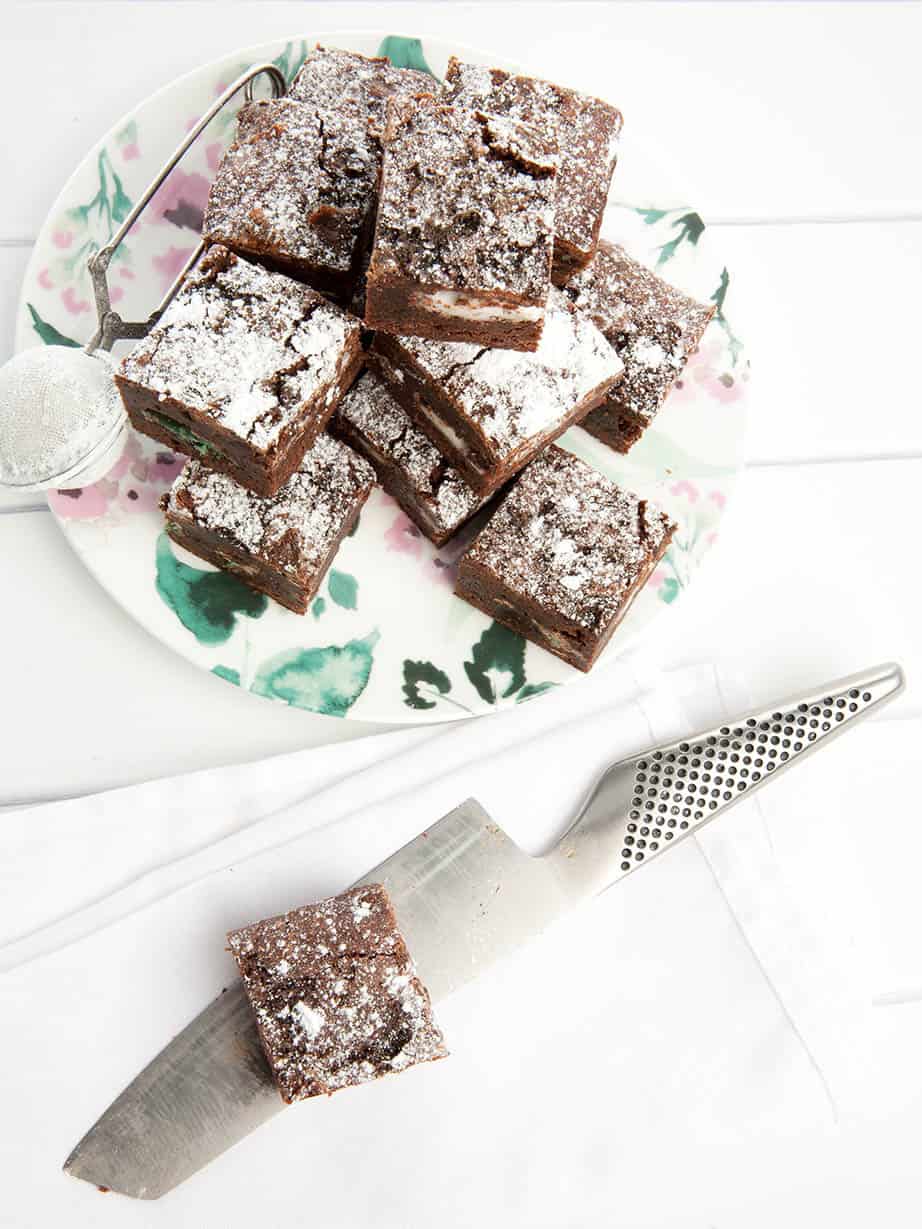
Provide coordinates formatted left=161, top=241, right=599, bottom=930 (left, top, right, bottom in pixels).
left=65, top=662, right=904, bottom=1198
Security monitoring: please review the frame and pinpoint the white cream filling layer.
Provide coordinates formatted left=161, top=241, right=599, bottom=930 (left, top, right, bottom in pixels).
left=413, top=290, right=544, bottom=324
left=414, top=401, right=486, bottom=472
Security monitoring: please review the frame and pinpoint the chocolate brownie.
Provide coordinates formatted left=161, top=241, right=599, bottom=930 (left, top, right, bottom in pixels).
left=455, top=446, right=675, bottom=671
left=365, top=95, right=557, bottom=351
left=562, top=241, right=715, bottom=452
left=162, top=434, right=374, bottom=614
left=288, top=45, right=433, bottom=140
left=116, top=246, right=363, bottom=497
left=442, top=57, right=622, bottom=280
left=369, top=287, right=622, bottom=495
left=332, top=371, right=492, bottom=546
left=202, top=97, right=379, bottom=298
left=227, top=884, right=447, bottom=1103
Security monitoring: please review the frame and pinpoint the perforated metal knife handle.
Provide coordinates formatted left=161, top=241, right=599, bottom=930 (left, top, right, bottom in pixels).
left=548, top=662, right=905, bottom=896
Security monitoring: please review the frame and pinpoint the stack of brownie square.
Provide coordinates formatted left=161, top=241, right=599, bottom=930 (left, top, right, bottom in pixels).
left=114, top=45, right=715, bottom=671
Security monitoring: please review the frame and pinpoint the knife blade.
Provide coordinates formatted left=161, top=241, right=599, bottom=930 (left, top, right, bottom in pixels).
left=64, top=662, right=904, bottom=1198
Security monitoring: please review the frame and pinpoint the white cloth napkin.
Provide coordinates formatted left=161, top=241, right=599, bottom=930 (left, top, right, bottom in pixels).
left=0, top=660, right=915, bottom=1227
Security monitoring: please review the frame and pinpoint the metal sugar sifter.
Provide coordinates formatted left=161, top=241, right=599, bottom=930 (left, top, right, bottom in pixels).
left=0, top=62, right=286, bottom=493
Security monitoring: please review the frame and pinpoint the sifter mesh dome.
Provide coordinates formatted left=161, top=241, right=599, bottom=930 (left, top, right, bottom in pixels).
left=0, top=346, right=124, bottom=489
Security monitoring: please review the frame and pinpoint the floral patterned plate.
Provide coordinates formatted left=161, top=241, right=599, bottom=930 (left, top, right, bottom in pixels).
left=18, top=32, right=748, bottom=723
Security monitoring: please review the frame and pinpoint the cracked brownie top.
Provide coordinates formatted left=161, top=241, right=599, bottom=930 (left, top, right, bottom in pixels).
left=336, top=371, right=485, bottom=535
left=228, top=884, right=448, bottom=1102
left=119, top=246, right=361, bottom=453
left=562, top=241, right=716, bottom=426
left=164, top=434, right=374, bottom=577
left=288, top=45, right=434, bottom=141
left=371, top=95, right=558, bottom=302
left=464, top=445, right=675, bottom=632
left=442, top=58, right=622, bottom=268
left=388, top=288, right=622, bottom=461
left=203, top=97, right=378, bottom=281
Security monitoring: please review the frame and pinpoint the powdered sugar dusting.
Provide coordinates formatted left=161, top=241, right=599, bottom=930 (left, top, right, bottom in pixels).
left=562, top=241, right=715, bottom=427
left=165, top=433, right=374, bottom=577
left=442, top=58, right=622, bottom=263
left=119, top=247, right=360, bottom=453
left=289, top=45, right=433, bottom=137
left=371, top=95, right=557, bottom=302
left=335, top=371, right=486, bottom=538
left=465, top=445, right=675, bottom=631
left=203, top=98, right=377, bottom=280
left=396, top=287, right=623, bottom=462
left=227, top=884, right=447, bottom=1102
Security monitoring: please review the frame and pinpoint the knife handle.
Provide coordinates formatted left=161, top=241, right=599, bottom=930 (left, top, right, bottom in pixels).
left=549, top=662, right=905, bottom=893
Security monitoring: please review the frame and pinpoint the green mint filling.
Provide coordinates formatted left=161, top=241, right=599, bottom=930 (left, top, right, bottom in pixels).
left=141, top=409, right=225, bottom=461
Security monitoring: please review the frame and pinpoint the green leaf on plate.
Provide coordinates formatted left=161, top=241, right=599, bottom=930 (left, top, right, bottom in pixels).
left=464, top=621, right=527, bottom=704
left=515, top=682, right=557, bottom=704
left=212, top=665, right=241, bottom=686
left=328, top=569, right=358, bottom=610
left=659, top=577, right=680, bottom=604
left=253, top=631, right=380, bottom=716
left=710, top=267, right=745, bottom=366
left=274, top=38, right=310, bottom=86
left=403, top=660, right=452, bottom=710
left=312, top=596, right=326, bottom=619
left=377, top=36, right=437, bottom=77
left=155, top=533, right=267, bottom=645
left=635, top=206, right=670, bottom=226
left=655, top=211, right=705, bottom=268
left=27, top=304, right=80, bottom=348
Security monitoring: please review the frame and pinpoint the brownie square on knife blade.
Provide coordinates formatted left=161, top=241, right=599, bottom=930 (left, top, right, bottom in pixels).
left=369, top=286, right=623, bottom=495
left=116, top=246, right=363, bottom=497
left=332, top=371, right=493, bottom=546
left=161, top=434, right=374, bottom=615
left=561, top=241, right=716, bottom=453
left=227, top=884, right=448, bottom=1103
left=366, top=94, right=558, bottom=351
left=455, top=446, right=676, bottom=672
left=442, top=57, right=622, bottom=281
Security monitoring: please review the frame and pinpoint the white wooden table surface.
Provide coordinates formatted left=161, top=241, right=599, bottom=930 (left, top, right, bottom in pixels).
left=2, top=4, right=921, bottom=1226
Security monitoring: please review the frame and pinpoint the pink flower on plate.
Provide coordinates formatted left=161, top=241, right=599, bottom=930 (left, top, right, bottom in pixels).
left=48, top=436, right=183, bottom=522
left=384, top=510, right=424, bottom=558
left=110, top=286, right=124, bottom=305
left=147, top=168, right=210, bottom=231
left=119, top=266, right=136, bottom=280
left=206, top=141, right=225, bottom=172
left=48, top=479, right=117, bottom=520
left=670, top=340, right=747, bottom=407
left=153, top=245, right=195, bottom=292
left=61, top=287, right=90, bottom=315
left=122, top=142, right=140, bottom=161
left=670, top=479, right=699, bottom=503
left=709, top=490, right=727, bottom=511
left=38, top=268, right=54, bottom=290
left=52, top=230, right=73, bottom=249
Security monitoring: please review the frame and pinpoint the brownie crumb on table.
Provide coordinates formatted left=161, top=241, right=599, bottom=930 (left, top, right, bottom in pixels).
left=441, top=57, right=622, bottom=281
left=366, top=94, right=557, bottom=351
left=116, top=245, right=363, bottom=497
left=228, top=884, right=447, bottom=1103
left=561, top=241, right=716, bottom=453
left=332, top=370, right=492, bottom=546
left=455, top=445, right=676, bottom=671
left=162, top=434, right=374, bottom=614
left=369, top=286, right=623, bottom=495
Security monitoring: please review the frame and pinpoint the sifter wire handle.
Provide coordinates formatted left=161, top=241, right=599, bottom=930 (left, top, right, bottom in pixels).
left=85, top=62, right=286, bottom=355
